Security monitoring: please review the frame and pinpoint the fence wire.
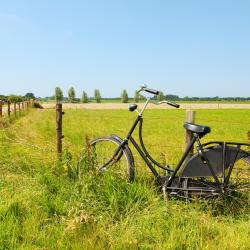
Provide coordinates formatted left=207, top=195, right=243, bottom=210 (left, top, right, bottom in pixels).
left=2, top=106, right=250, bottom=170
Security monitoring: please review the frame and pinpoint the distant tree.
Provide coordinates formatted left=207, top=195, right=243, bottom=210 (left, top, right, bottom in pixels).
left=16, top=96, right=23, bottom=102
left=94, top=89, right=101, bottom=103
left=68, top=87, right=76, bottom=103
left=8, top=95, right=19, bottom=103
left=157, top=91, right=165, bottom=101
left=134, top=91, right=139, bottom=103
left=55, top=87, right=63, bottom=103
left=0, top=95, right=8, bottom=102
left=81, top=91, right=88, bottom=103
left=25, top=93, right=35, bottom=99
left=165, top=94, right=179, bottom=101
left=121, top=89, right=129, bottom=103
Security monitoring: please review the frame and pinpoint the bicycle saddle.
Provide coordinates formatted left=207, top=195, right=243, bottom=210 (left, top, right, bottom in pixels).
left=129, top=104, right=138, bottom=112
left=184, top=122, right=211, bottom=136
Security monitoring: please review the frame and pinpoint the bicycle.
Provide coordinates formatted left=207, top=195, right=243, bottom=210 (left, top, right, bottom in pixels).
left=89, top=85, right=250, bottom=199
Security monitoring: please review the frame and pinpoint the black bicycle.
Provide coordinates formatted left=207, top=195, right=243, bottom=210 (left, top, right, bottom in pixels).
left=89, top=85, right=250, bottom=199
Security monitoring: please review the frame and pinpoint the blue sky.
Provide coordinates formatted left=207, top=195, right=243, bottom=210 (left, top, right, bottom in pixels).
left=0, top=0, right=250, bottom=98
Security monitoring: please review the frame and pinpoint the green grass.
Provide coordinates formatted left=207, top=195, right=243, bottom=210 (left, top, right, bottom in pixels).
left=0, top=108, right=249, bottom=249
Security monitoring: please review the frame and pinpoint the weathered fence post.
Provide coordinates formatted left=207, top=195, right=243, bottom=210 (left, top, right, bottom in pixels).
left=22, top=101, right=24, bottom=111
left=0, top=101, right=2, bottom=118
left=18, top=102, right=21, bottom=115
left=185, top=110, right=196, bottom=158
left=56, top=103, right=64, bottom=154
left=7, top=101, right=11, bottom=117
left=14, top=102, right=17, bottom=117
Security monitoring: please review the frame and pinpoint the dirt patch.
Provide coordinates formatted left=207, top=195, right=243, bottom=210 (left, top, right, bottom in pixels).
left=41, top=103, right=250, bottom=110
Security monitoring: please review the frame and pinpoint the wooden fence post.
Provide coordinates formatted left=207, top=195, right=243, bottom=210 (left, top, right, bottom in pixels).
left=7, top=101, right=11, bottom=117
left=22, top=101, right=24, bottom=111
left=18, top=102, right=21, bottom=115
left=14, top=102, right=17, bottom=117
left=0, top=101, right=2, bottom=118
left=185, top=110, right=196, bottom=158
left=56, top=103, right=64, bottom=154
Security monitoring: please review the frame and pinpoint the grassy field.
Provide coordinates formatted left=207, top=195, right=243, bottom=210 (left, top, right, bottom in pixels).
left=0, top=108, right=249, bottom=249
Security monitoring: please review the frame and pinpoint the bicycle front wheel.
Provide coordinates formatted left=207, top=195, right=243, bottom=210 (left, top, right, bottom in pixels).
left=89, top=136, right=135, bottom=182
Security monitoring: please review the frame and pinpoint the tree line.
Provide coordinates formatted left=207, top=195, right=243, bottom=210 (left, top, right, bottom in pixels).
left=54, top=87, right=250, bottom=103
left=54, top=86, right=171, bottom=103
left=0, top=93, right=35, bottom=103
left=54, top=87, right=136, bottom=103
left=1, top=88, right=249, bottom=103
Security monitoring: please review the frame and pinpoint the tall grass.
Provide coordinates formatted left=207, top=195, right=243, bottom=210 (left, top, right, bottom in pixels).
left=0, top=108, right=249, bottom=249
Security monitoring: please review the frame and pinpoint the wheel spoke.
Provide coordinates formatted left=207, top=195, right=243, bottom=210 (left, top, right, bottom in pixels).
left=89, top=137, right=134, bottom=182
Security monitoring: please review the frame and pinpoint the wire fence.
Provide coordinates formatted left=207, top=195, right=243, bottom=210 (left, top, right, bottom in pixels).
left=0, top=104, right=249, bottom=182
left=0, top=99, right=33, bottom=119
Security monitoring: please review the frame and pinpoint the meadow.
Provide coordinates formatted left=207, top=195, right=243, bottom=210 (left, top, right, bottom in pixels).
left=0, top=107, right=249, bottom=249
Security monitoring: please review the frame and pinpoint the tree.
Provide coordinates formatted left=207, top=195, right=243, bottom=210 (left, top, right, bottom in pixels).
left=121, top=89, right=129, bottom=103
left=25, top=93, right=35, bottom=99
left=81, top=91, right=88, bottom=103
left=16, top=96, right=23, bottom=102
left=94, top=89, right=101, bottom=103
left=134, top=91, right=140, bottom=103
left=55, top=87, right=63, bottom=103
left=165, top=94, right=179, bottom=101
left=8, top=95, right=19, bottom=103
left=157, top=91, right=165, bottom=101
left=68, top=87, right=76, bottom=103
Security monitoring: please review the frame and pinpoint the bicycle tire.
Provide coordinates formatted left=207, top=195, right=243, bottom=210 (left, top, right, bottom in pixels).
left=89, top=136, right=135, bottom=182
left=180, top=155, right=250, bottom=199
left=227, top=155, right=250, bottom=194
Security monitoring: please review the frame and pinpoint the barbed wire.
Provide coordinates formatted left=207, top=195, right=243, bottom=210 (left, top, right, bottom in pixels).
left=69, top=115, right=250, bottom=126
left=197, top=118, right=250, bottom=125
left=0, top=106, right=248, bottom=155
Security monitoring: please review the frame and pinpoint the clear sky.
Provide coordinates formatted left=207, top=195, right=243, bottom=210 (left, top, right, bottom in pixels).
left=0, top=0, right=250, bottom=98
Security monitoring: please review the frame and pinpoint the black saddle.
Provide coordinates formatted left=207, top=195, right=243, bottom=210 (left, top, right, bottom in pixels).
left=184, top=122, right=211, bottom=136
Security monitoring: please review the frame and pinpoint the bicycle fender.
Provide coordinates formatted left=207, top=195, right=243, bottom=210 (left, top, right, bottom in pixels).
left=181, top=145, right=249, bottom=178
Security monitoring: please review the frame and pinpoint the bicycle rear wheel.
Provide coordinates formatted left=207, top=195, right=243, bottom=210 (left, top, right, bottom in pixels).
left=226, top=156, right=250, bottom=195
left=89, top=136, right=135, bottom=182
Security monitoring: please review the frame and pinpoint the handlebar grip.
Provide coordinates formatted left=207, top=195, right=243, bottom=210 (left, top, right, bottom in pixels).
left=143, top=87, right=159, bottom=95
left=167, top=101, right=180, bottom=108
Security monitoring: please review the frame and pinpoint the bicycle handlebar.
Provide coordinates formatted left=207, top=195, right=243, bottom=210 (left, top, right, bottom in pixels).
left=142, top=87, right=159, bottom=95
left=137, top=85, right=180, bottom=108
left=138, top=85, right=159, bottom=95
left=157, top=101, right=180, bottom=108
left=166, top=101, right=180, bottom=108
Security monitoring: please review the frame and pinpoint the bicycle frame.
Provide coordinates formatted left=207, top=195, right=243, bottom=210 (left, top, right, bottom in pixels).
left=102, top=97, right=199, bottom=186
left=94, top=94, right=250, bottom=198
left=92, top=87, right=250, bottom=198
